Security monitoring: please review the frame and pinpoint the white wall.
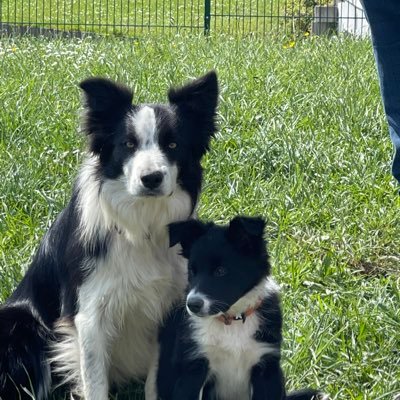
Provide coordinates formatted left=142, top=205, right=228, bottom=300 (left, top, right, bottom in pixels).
left=337, top=0, right=370, bottom=37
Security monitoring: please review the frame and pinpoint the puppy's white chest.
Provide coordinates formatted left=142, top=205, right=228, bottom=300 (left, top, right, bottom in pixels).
left=193, top=315, right=274, bottom=400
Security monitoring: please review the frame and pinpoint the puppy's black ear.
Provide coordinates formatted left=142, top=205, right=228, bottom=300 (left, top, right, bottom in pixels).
left=79, top=77, right=133, bottom=154
left=226, top=216, right=266, bottom=255
left=169, top=220, right=210, bottom=258
left=168, top=71, right=218, bottom=118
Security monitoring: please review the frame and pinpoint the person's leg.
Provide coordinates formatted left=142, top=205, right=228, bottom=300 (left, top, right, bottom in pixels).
left=361, top=0, right=400, bottom=184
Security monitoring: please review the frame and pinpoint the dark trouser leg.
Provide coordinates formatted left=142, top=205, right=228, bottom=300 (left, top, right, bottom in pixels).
left=361, top=0, right=400, bottom=184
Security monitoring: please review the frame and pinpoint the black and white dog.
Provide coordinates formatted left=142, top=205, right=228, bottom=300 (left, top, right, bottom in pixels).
left=0, top=71, right=219, bottom=399
left=146, top=216, right=326, bottom=400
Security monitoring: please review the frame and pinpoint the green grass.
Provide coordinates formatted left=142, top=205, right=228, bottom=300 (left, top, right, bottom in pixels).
left=1, top=0, right=331, bottom=35
left=0, top=34, right=399, bottom=400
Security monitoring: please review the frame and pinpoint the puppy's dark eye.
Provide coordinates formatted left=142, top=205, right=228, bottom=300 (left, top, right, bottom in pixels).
left=168, top=142, right=177, bottom=149
left=126, top=141, right=135, bottom=149
left=213, top=266, right=227, bottom=277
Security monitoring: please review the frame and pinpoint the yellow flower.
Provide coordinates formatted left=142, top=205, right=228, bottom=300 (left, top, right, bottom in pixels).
left=283, top=40, right=295, bottom=49
left=304, top=31, right=310, bottom=37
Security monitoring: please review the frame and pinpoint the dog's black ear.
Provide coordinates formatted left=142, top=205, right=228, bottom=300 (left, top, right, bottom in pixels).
left=169, top=220, right=210, bottom=258
left=168, top=72, right=219, bottom=159
left=80, top=77, right=133, bottom=115
left=168, top=71, right=218, bottom=118
left=226, top=216, right=266, bottom=255
left=79, top=78, right=133, bottom=154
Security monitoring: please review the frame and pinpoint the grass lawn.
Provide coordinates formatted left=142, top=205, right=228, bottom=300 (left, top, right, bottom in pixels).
left=1, top=0, right=327, bottom=35
left=0, top=33, right=399, bottom=399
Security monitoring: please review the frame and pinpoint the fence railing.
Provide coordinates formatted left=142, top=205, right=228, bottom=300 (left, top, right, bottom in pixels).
left=0, top=0, right=368, bottom=37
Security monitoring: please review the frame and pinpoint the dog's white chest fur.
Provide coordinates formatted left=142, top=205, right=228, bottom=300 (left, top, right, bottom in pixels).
left=79, top=231, right=187, bottom=382
left=192, top=315, right=275, bottom=400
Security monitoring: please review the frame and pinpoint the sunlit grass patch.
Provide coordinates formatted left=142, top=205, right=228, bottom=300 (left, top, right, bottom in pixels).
left=0, top=34, right=399, bottom=399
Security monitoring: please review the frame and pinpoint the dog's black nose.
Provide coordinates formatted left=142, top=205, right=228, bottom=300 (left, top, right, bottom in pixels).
left=187, top=297, right=204, bottom=314
left=141, top=171, right=164, bottom=190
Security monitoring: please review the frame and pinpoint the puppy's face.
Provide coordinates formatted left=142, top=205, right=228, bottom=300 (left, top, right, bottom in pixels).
left=79, top=72, right=219, bottom=199
left=169, top=217, right=270, bottom=317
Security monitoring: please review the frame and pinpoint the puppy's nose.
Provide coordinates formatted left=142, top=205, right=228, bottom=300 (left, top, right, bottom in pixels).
left=187, top=296, right=204, bottom=314
left=141, top=171, right=164, bottom=189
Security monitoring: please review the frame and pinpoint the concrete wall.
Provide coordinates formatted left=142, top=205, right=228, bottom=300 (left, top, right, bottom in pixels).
left=337, top=0, right=370, bottom=37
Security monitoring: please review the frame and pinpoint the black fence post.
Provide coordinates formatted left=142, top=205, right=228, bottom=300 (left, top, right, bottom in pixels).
left=204, top=0, right=211, bottom=35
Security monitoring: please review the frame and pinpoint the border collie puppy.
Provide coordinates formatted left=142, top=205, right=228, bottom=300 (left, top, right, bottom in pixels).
left=146, top=216, right=326, bottom=400
left=0, top=71, right=219, bottom=400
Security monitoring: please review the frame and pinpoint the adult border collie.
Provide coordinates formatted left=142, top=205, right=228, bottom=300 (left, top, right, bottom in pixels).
left=146, top=217, right=326, bottom=400
left=0, top=71, right=219, bottom=400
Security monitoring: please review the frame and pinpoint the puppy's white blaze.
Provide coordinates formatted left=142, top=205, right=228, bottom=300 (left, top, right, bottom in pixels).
left=132, top=106, right=157, bottom=145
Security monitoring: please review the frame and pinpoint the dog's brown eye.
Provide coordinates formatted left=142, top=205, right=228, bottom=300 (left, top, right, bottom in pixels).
left=213, top=266, right=227, bottom=278
left=168, top=142, right=177, bottom=149
left=126, top=141, right=135, bottom=149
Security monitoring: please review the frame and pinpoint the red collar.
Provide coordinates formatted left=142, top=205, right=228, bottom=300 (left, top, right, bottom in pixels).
left=216, top=299, right=263, bottom=326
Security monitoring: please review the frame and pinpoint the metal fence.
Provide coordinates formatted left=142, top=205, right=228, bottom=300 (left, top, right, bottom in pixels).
left=0, top=0, right=368, bottom=37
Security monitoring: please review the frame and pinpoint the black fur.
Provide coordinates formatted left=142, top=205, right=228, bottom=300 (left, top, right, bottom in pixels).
left=0, top=305, right=51, bottom=400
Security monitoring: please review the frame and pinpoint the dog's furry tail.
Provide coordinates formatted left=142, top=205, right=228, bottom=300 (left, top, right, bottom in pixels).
left=286, top=388, right=329, bottom=400
left=0, top=303, right=52, bottom=400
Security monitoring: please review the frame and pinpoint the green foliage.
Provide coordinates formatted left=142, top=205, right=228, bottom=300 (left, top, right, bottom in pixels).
left=0, top=34, right=399, bottom=399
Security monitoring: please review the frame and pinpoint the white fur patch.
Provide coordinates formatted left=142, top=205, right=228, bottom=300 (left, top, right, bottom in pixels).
left=132, top=106, right=157, bottom=145
left=189, top=278, right=280, bottom=400
left=144, top=342, right=160, bottom=400
left=76, top=158, right=108, bottom=245
left=50, top=319, right=81, bottom=396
